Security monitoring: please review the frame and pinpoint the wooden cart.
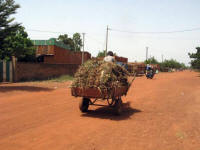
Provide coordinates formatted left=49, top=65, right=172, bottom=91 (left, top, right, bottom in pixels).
left=71, top=76, right=136, bottom=115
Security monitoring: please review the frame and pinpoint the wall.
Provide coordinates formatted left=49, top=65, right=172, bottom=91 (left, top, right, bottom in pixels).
left=128, top=62, right=146, bottom=75
left=36, top=45, right=54, bottom=55
left=0, top=61, right=13, bottom=82
left=36, top=45, right=91, bottom=64
left=51, top=45, right=91, bottom=64
left=15, top=62, right=79, bottom=82
left=115, top=56, right=128, bottom=63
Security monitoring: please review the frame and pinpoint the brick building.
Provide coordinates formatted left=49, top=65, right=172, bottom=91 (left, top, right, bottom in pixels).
left=128, top=62, right=146, bottom=75
left=32, top=38, right=91, bottom=64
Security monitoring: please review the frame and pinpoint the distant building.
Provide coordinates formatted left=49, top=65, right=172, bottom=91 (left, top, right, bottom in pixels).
left=128, top=62, right=146, bottom=75
left=32, top=38, right=91, bottom=64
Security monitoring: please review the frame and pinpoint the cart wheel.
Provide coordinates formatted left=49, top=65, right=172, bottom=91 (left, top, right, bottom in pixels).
left=79, top=98, right=90, bottom=112
left=114, top=98, right=123, bottom=115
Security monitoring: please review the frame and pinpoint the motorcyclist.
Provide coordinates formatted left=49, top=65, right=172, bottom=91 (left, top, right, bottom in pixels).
left=146, top=64, right=154, bottom=79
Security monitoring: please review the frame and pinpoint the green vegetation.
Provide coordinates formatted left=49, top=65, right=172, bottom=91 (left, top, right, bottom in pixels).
left=97, top=50, right=117, bottom=57
left=58, top=33, right=82, bottom=51
left=73, top=33, right=82, bottom=51
left=97, top=50, right=106, bottom=57
left=144, top=57, right=186, bottom=71
left=0, top=0, right=35, bottom=61
left=188, top=47, right=200, bottom=69
left=144, top=57, right=159, bottom=64
left=47, top=75, right=74, bottom=82
left=159, top=59, right=186, bottom=70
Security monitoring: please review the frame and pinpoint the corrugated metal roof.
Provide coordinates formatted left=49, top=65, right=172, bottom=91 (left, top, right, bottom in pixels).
left=32, top=38, right=71, bottom=50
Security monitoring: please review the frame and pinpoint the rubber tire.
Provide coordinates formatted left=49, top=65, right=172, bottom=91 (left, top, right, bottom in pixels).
left=79, top=98, right=90, bottom=112
left=114, top=98, right=123, bottom=115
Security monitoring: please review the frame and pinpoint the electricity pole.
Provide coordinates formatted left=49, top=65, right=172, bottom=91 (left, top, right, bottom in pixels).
left=82, top=33, right=85, bottom=64
left=146, top=47, right=148, bottom=61
left=105, top=25, right=109, bottom=56
left=162, top=54, right=164, bottom=63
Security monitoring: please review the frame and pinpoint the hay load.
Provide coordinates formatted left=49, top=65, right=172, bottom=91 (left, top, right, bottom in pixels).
left=71, top=59, right=129, bottom=90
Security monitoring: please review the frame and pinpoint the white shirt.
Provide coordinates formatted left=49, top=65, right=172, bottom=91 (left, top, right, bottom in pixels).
left=104, top=56, right=115, bottom=62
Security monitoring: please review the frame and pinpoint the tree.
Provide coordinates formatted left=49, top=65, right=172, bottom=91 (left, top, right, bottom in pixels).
left=144, top=57, right=159, bottom=64
left=0, top=0, right=35, bottom=61
left=73, top=33, right=82, bottom=51
left=58, top=34, right=75, bottom=50
left=0, top=0, right=20, bottom=59
left=97, top=50, right=106, bottom=57
left=188, top=47, right=200, bottom=69
left=58, top=33, right=82, bottom=51
left=159, top=59, right=185, bottom=70
left=0, top=0, right=20, bottom=38
left=3, top=26, right=36, bottom=61
left=97, top=50, right=117, bottom=57
left=57, top=34, right=68, bottom=44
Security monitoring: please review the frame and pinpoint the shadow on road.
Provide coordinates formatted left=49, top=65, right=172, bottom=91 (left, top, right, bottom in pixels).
left=0, top=86, right=53, bottom=93
left=136, top=74, right=144, bottom=77
left=81, top=102, right=142, bottom=121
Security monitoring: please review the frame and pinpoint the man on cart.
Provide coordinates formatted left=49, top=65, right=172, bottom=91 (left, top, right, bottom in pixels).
left=104, top=51, right=115, bottom=62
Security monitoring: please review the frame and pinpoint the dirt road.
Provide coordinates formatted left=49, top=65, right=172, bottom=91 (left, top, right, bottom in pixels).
left=0, top=71, right=200, bottom=150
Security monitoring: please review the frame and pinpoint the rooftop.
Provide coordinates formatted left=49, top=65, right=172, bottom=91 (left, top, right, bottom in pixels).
left=32, top=38, right=71, bottom=50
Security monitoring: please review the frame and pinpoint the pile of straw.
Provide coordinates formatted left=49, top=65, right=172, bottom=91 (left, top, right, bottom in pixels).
left=71, top=59, right=129, bottom=90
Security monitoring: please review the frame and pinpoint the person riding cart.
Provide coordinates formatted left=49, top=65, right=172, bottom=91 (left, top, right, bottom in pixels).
left=104, top=51, right=115, bottom=62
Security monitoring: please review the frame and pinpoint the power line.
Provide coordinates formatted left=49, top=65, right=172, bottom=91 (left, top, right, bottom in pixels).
left=110, top=27, right=200, bottom=34
left=27, top=29, right=76, bottom=34
left=86, top=35, right=104, bottom=45
left=27, top=27, right=200, bottom=35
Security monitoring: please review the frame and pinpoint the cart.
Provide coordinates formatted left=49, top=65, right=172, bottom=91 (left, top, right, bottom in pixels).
left=71, top=75, right=136, bottom=115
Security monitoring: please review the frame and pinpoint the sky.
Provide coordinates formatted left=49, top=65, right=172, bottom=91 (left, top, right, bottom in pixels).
left=14, top=0, right=200, bottom=65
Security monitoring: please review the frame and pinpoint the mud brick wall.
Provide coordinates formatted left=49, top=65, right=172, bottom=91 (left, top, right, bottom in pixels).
left=115, top=56, right=128, bottom=63
left=42, top=45, right=91, bottom=64
left=15, top=62, right=79, bottom=82
left=36, top=45, right=54, bottom=55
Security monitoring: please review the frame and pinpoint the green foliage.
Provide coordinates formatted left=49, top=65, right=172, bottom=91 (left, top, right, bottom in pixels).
left=0, top=0, right=35, bottom=61
left=145, top=57, right=159, bottom=64
left=58, top=34, right=74, bottom=50
left=48, top=75, right=73, bottom=82
left=73, top=33, right=82, bottom=51
left=0, top=0, right=20, bottom=40
left=0, top=0, right=20, bottom=59
left=188, top=47, right=200, bottom=69
left=97, top=50, right=117, bottom=57
left=97, top=50, right=106, bottom=57
left=144, top=56, right=186, bottom=71
left=58, top=33, right=82, bottom=51
left=2, top=26, right=36, bottom=61
left=159, top=59, right=186, bottom=71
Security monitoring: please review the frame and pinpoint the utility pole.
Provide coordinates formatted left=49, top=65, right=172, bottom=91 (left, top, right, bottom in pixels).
left=105, top=25, right=109, bottom=56
left=162, top=54, right=164, bottom=63
left=146, top=47, right=148, bottom=61
left=82, top=33, right=85, bottom=64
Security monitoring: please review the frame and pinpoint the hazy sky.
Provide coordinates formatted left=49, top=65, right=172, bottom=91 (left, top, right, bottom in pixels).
left=15, top=0, right=200, bottom=65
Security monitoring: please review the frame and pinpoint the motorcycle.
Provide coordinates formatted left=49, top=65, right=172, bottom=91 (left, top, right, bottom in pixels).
left=146, top=69, right=155, bottom=79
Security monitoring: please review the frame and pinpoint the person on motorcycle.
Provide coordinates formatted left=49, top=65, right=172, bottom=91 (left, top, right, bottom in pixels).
left=146, top=64, right=153, bottom=72
left=146, top=64, right=154, bottom=79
